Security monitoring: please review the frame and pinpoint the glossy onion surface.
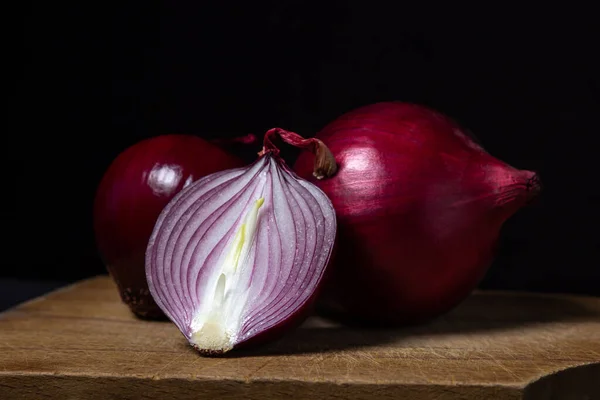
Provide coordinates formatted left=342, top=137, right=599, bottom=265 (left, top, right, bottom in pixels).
left=94, top=134, right=243, bottom=318
left=146, top=153, right=337, bottom=354
left=294, top=102, right=541, bottom=325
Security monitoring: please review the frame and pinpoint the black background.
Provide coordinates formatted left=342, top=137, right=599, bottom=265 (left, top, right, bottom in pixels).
left=8, top=3, right=599, bottom=296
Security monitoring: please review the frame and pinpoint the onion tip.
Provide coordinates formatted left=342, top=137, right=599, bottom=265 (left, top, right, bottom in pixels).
left=525, top=172, right=542, bottom=202
left=312, top=139, right=338, bottom=179
left=260, top=128, right=338, bottom=179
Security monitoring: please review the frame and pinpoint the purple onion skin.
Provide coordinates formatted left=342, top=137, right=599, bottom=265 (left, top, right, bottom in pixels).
left=294, top=102, right=541, bottom=326
left=146, top=148, right=337, bottom=356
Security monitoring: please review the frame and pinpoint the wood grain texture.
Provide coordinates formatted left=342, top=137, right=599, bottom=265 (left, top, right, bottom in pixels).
left=0, top=276, right=598, bottom=400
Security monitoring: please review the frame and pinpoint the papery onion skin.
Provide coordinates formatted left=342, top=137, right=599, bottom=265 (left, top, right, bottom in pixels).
left=94, top=134, right=244, bottom=319
left=145, top=129, right=337, bottom=355
left=293, top=102, right=542, bottom=326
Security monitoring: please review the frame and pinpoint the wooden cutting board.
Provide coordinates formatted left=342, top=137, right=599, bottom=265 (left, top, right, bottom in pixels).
left=0, top=276, right=598, bottom=400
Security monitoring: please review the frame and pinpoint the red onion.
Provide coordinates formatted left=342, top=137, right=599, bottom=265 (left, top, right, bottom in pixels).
left=293, top=102, right=541, bottom=326
left=93, top=134, right=245, bottom=319
left=145, top=129, right=337, bottom=355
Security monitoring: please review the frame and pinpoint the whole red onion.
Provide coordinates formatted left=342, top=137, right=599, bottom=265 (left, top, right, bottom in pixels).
left=93, top=134, right=245, bottom=319
left=293, top=102, right=542, bottom=326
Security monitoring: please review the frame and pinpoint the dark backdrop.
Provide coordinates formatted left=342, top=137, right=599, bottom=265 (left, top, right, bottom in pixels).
left=8, top=3, right=599, bottom=296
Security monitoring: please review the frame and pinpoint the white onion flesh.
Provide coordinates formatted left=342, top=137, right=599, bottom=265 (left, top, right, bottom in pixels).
left=146, top=154, right=337, bottom=353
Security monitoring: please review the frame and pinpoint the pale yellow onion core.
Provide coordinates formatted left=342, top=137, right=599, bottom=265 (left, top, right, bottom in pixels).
left=190, top=197, right=265, bottom=351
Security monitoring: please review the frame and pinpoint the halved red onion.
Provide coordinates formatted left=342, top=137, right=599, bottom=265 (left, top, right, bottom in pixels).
left=145, top=129, right=337, bottom=355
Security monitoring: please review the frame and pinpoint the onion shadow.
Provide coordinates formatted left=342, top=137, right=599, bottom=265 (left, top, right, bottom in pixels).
left=225, top=290, right=600, bottom=357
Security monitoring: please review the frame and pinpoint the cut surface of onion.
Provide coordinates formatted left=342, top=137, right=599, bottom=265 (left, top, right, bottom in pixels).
left=146, top=147, right=337, bottom=355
